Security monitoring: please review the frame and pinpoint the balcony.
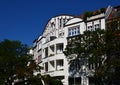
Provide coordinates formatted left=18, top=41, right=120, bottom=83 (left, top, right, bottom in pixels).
left=44, top=70, right=65, bottom=77
left=43, top=59, right=65, bottom=77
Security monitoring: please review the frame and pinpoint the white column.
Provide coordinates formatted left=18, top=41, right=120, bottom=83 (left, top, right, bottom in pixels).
left=48, top=46, right=50, bottom=57
left=61, top=18, right=63, bottom=28
left=64, top=58, right=69, bottom=85
left=48, top=61, right=50, bottom=72
left=54, top=44, right=56, bottom=54
left=54, top=60, right=56, bottom=71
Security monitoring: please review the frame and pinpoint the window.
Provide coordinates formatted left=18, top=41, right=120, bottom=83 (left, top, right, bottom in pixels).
left=63, top=18, right=66, bottom=25
left=59, top=60, right=63, bottom=66
left=45, top=47, right=48, bottom=58
left=77, top=27, right=80, bottom=34
left=72, top=31, right=74, bottom=35
left=69, top=32, right=71, bottom=36
left=57, top=60, right=64, bottom=70
left=45, top=62, right=48, bottom=72
left=59, top=18, right=62, bottom=28
left=74, top=28, right=77, bottom=35
left=88, top=26, right=93, bottom=31
left=59, top=32, right=64, bottom=38
left=56, top=43, right=63, bottom=54
left=68, top=26, right=80, bottom=36
left=94, top=24, right=100, bottom=30
left=38, top=55, right=42, bottom=63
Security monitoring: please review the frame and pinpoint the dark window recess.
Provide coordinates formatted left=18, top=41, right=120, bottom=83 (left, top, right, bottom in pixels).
left=50, top=36, right=56, bottom=41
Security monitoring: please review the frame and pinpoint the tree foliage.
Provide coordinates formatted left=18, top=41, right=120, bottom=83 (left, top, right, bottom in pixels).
left=43, top=75, right=63, bottom=85
left=0, top=39, right=32, bottom=85
left=104, top=18, right=120, bottom=85
left=64, top=17, right=120, bottom=85
left=0, top=39, right=63, bottom=85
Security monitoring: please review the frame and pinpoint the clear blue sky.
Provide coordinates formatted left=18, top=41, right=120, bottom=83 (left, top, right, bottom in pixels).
left=0, top=0, right=119, bottom=46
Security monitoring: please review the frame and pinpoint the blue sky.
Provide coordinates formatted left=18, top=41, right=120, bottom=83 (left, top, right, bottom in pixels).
left=0, top=0, right=119, bottom=46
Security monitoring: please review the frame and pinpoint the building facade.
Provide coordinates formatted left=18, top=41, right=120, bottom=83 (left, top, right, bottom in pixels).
left=32, top=5, right=115, bottom=85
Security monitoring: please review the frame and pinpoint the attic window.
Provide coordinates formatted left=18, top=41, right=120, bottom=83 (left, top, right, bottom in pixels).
left=88, top=26, right=93, bottom=31
left=94, top=24, right=100, bottom=30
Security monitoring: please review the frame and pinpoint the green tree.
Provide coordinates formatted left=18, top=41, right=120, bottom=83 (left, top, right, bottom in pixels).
left=43, top=75, right=63, bottom=85
left=104, top=17, right=120, bottom=85
left=64, top=29, right=107, bottom=85
left=0, top=39, right=63, bottom=85
left=83, top=11, right=93, bottom=21
left=80, top=29, right=106, bottom=85
left=65, top=26, right=120, bottom=85
left=0, top=39, right=42, bottom=85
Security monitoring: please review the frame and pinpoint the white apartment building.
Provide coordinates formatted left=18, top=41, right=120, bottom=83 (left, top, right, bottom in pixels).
left=32, top=6, right=112, bottom=85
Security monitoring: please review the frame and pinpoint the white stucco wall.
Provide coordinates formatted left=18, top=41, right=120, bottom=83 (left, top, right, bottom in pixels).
left=33, top=12, right=107, bottom=85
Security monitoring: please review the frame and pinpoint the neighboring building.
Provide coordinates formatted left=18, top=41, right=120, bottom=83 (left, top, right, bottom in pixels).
left=32, top=5, right=116, bottom=85
left=107, top=5, right=120, bottom=30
